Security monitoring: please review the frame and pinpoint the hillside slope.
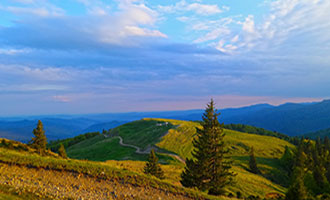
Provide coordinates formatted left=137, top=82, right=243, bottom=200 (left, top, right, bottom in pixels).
left=0, top=144, right=218, bottom=200
left=64, top=118, right=294, bottom=198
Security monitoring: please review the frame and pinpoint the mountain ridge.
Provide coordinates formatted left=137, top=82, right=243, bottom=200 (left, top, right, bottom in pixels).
left=1, top=99, right=329, bottom=141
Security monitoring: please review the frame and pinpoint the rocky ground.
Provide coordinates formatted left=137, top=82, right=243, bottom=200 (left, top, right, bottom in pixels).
left=0, top=163, right=198, bottom=200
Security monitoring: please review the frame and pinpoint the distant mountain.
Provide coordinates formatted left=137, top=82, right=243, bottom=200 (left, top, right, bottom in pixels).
left=81, top=121, right=127, bottom=133
left=219, top=100, right=330, bottom=136
left=1, top=99, right=329, bottom=140
left=0, top=118, right=97, bottom=142
left=303, top=127, right=330, bottom=139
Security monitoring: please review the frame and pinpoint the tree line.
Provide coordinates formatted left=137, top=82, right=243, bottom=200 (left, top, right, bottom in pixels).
left=285, top=137, right=330, bottom=199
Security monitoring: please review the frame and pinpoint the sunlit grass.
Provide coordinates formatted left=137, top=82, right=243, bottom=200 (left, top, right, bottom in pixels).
left=0, top=147, right=217, bottom=199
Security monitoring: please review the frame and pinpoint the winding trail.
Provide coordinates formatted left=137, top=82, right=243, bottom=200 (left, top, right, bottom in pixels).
left=103, top=135, right=185, bottom=164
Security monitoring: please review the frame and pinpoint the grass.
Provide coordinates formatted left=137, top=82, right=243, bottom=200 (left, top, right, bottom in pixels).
left=109, top=119, right=174, bottom=149
left=6, top=117, right=296, bottom=199
left=68, top=136, right=148, bottom=161
left=58, top=118, right=294, bottom=197
left=152, top=118, right=295, bottom=159
left=104, top=159, right=287, bottom=198
left=67, top=135, right=178, bottom=164
left=0, top=184, right=52, bottom=200
left=0, top=147, right=219, bottom=200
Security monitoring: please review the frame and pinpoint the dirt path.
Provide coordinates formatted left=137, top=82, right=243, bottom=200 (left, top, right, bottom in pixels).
left=115, top=136, right=149, bottom=154
left=103, top=135, right=185, bottom=164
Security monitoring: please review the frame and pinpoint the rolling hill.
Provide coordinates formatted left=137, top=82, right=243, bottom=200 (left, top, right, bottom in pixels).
left=58, top=118, right=295, bottom=198
left=0, top=139, right=214, bottom=200
left=1, top=99, right=330, bottom=140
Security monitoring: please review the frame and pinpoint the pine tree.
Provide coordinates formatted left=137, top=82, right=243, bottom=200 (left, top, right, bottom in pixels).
left=180, top=99, right=235, bottom=195
left=285, top=166, right=308, bottom=200
left=30, top=120, right=47, bottom=155
left=180, top=158, right=199, bottom=188
left=316, top=137, right=323, bottom=156
left=286, top=142, right=308, bottom=200
left=144, top=149, right=164, bottom=179
left=313, top=164, right=327, bottom=189
left=249, top=147, right=261, bottom=174
left=295, top=139, right=307, bottom=168
left=281, top=146, right=294, bottom=175
left=324, top=136, right=330, bottom=152
left=58, top=143, right=67, bottom=158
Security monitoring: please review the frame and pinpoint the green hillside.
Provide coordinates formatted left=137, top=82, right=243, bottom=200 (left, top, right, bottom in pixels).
left=151, top=118, right=294, bottom=159
left=108, top=119, right=174, bottom=149
left=61, top=118, right=295, bottom=198
left=0, top=144, right=216, bottom=200
left=66, top=134, right=177, bottom=164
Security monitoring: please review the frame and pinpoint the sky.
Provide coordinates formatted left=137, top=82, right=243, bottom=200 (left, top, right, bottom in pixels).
left=0, top=0, right=329, bottom=115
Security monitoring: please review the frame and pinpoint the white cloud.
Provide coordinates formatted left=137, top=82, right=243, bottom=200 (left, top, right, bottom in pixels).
left=11, top=0, right=36, bottom=3
left=0, top=0, right=167, bottom=46
left=191, top=24, right=208, bottom=31
left=0, top=65, right=71, bottom=81
left=124, top=26, right=167, bottom=38
left=189, top=0, right=330, bottom=55
left=0, top=2, right=65, bottom=17
left=231, top=35, right=239, bottom=43
left=194, top=28, right=230, bottom=43
left=186, top=3, right=222, bottom=15
left=94, top=1, right=167, bottom=43
left=177, top=16, right=189, bottom=22
left=158, top=1, right=223, bottom=16
left=0, top=48, right=30, bottom=55
left=242, top=15, right=255, bottom=33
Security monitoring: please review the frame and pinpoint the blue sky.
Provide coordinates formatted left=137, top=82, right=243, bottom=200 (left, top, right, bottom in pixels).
left=0, top=0, right=329, bottom=115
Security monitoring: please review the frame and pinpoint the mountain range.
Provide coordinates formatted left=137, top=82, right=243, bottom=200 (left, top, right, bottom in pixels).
left=1, top=99, right=330, bottom=141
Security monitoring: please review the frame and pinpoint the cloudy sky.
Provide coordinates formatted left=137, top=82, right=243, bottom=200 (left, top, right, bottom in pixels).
left=0, top=0, right=329, bottom=115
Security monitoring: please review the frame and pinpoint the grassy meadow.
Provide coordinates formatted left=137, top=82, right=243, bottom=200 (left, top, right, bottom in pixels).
left=0, top=118, right=297, bottom=199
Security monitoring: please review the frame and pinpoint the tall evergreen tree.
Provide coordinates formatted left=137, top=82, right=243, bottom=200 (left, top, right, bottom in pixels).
left=144, top=149, right=164, bottom=179
left=286, top=141, right=308, bottom=200
left=313, top=164, right=327, bottom=189
left=30, top=120, right=47, bottom=155
left=281, top=146, right=294, bottom=175
left=324, top=136, right=330, bottom=152
left=249, top=147, right=261, bottom=174
left=58, top=143, right=67, bottom=158
left=180, top=158, right=199, bottom=188
left=180, top=99, right=235, bottom=195
left=285, top=166, right=308, bottom=200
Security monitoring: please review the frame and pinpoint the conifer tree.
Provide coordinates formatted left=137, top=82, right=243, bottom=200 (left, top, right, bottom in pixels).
left=144, top=149, right=164, bottom=179
left=324, top=136, right=330, bottom=152
left=249, top=147, right=260, bottom=174
left=30, top=120, right=47, bottom=155
left=58, top=143, right=67, bottom=158
left=180, top=158, right=199, bottom=188
left=180, top=99, right=235, bottom=195
left=286, top=141, right=308, bottom=200
left=313, top=164, right=327, bottom=189
left=281, top=146, right=294, bottom=175
left=285, top=166, right=308, bottom=200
